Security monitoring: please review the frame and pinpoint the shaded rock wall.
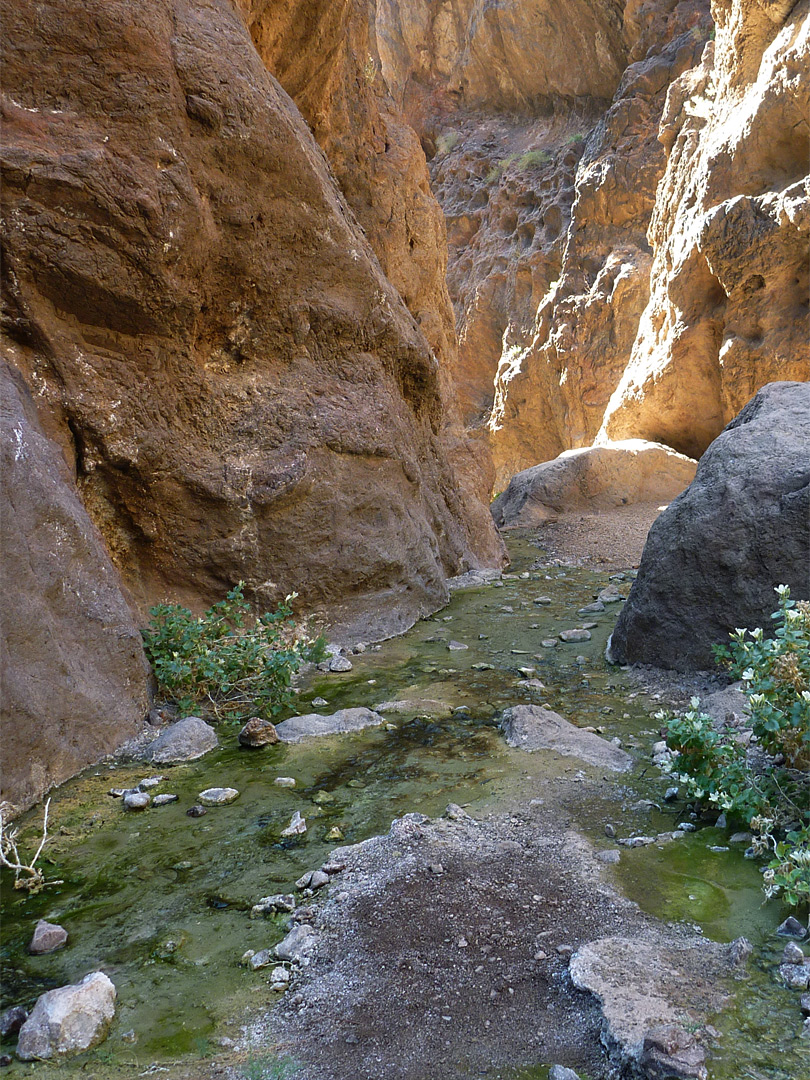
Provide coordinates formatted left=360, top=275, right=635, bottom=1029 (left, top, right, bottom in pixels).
left=1, top=0, right=503, bottom=655
left=0, top=362, right=151, bottom=811
left=601, top=0, right=810, bottom=457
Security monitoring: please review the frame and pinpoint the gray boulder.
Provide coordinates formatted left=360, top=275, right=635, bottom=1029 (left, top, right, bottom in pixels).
left=142, top=716, right=218, bottom=763
left=608, top=383, right=810, bottom=670
left=275, top=708, right=384, bottom=744
left=491, top=440, right=696, bottom=528
left=16, top=972, right=116, bottom=1060
left=500, top=705, right=632, bottom=772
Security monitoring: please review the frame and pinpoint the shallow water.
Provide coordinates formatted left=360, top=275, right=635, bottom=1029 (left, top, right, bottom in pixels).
left=1, top=536, right=806, bottom=1079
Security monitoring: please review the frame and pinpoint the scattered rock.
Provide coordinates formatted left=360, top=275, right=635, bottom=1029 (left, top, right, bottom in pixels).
left=312, top=698, right=328, bottom=707
left=374, top=699, right=453, bottom=717
left=726, top=938, right=753, bottom=966
left=28, top=920, right=68, bottom=955
left=664, top=787, right=679, bottom=802
left=500, top=705, right=632, bottom=772
left=238, top=718, right=279, bottom=748
left=533, top=596, right=553, bottom=605
left=122, top=792, right=150, bottom=811
left=549, top=1067, right=581, bottom=1080
left=325, top=827, right=344, bottom=841
left=777, top=916, right=807, bottom=939
left=0, top=1006, right=27, bottom=1038
left=198, top=787, right=239, bottom=805
left=597, top=850, right=620, bottom=865
left=801, top=992, right=810, bottom=1016
left=274, top=777, right=296, bottom=788
left=251, top=894, right=296, bottom=918
left=275, top=924, right=318, bottom=963
left=578, top=602, right=604, bottom=614
left=598, top=585, right=624, bottom=604
left=604, top=824, right=616, bottom=838
left=328, top=656, right=353, bottom=673
left=137, top=777, right=163, bottom=790
left=447, top=569, right=503, bottom=591
left=783, top=942, right=805, bottom=965
left=540, top=639, right=558, bottom=648
left=269, top=966, right=291, bottom=990
left=142, top=717, right=218, bottom=764
left=16, top=972, right=116, bottom=1061
left=275, top=708, right=385, bottom=743
left=186, top=805, right=207, bottom=818
left=559, top=629, right=591, bottom=643
left=639, top=1024, right=706, bottom=1080
left=296, top=870, right=329, bottom=891
left=447, top=640, right=468, bottom=651
left=152, top=793, right=179, bottom=806
left=728, top=831, right=751, bottom=845
left=249, top=949, right=274, bottom=971
left=281, top=811, right=307, bottom=837
left=779, top=963, right=810, bottom=990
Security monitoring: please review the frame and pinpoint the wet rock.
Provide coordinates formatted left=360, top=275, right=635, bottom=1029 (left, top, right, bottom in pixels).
left=783, top=942, right=805, bottom=965
left=540, top=639, right=558, bottom=648
left=801, top=992, right=810, bottom=1016
left=251, top=894, right=296, bottom=918
left=727, top=938, right=753, bottom=966
left=311, top=697, right=328, bottom=707
left=137, top=777, right=163, bottom=790
left=578, top=602, right=605, bottom=614
left=186, top=805, right=207, bottom=818
left=275, top=777, right=296, bottom=788
left=198, top=787, right=239, bottom=805
left=500, top=705, right=631, bottom=772
left=16, top=972, right=116, bottom=1061
left=559, top=629, right=591, bottom=643
left=549, top=1067, right=581, bottom=1080
left=604, top=824, right=616, bottom=838
left=142, top=717, right=218, bottom=765
left=275, top=708, right=385, bottom=744
left=152, top=793, right=179, bottom=806
left=321, top=861, right=347, bottom=875
left=664, top=787, right=679, bottom=802
left=779, top=963, right=810, bottom=990
left=447, top=640, right=468, bottom=651
left=122, top=792, right=150, bottom=811
left=275, top=924, right=318, bottom=963
left=29, top=920, right=68, bottom=955
left=374, top=699, right=453, bottom=717
left=728, top=831, right=751, bottom=845
left=0, top=1006, right=28, bottom=1038
left=597, top=585, right=624, bottom=604
left=269, top=966, right=291, bottom=991
left=639, top=1024, right=706, bottom=1080
left=777, top=916, right=807, bottom=939
left=447, top=569, right=503, bottom=591
left=249, top=949, right=275, bottom=971
left=325, top=827, right=344, bottom=841
left=281, top=811, right=307, bottom=837
left=238, top=718, right=279, bottom=748
left=296, top=870, right=329, bottom=891
left=533, top=596, right=553, bottom=605
left=328, top=656, right=353, bottom=673
left=0, top=1055, right=13, bottom=1067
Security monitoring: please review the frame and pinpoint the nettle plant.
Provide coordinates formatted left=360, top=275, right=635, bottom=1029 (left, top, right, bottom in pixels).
left=142, top=584, right=325, bottom=723
left=660, top=586, right=810, bottom=908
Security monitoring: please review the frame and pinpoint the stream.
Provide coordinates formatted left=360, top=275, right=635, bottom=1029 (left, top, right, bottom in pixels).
left=1, top=535, right=806, bottom=1080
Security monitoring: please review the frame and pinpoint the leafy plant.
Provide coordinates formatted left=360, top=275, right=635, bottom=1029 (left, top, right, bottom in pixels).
left=660, top=587, right=810, bottom=908
left=142, top=584, right=325, bottom=722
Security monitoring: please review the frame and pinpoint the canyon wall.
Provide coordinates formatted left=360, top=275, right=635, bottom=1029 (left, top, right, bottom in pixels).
left=1, top=0, right=504, bottom=660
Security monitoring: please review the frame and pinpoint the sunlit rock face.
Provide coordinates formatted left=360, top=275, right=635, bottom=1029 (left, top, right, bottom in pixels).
left=1, top=0, right=504, bottom=650
left=601, top=0, right=810, bottom=457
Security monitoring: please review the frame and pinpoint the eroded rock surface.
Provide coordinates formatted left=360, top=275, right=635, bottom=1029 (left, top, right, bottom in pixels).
left=500, top=705, right=632, bottom=772
left=1, top=0, right=502, bottom=652
left=491, top=441, right=696, bottom=528
left=0, top=362, right=150, bottom=812
left=608, top=382, right=810, bottom=670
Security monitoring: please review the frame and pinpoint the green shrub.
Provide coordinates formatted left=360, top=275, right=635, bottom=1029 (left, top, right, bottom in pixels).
left=436, top=130, right=460, bottom=155
left=660, top=586, right=810, bottom=908
left=142, top=584, right=325, bottom=722
left=518, top=149, right=551, bottom=168
left=565, top=133, right=585, bottom=146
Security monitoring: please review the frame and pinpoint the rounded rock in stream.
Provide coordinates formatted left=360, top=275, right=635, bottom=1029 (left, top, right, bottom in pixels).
left=141, top=716, right=218, bottom=764
left=198, top=787, right=239, bottom=805
left=559, top=629, right=592, bottom=642
left=186, top=804, right=207, bottom=817
left=328, top=655, right=353, bottom=673
left=122, top=791, right=150, bottom=811
left=16, top=972, right=116, bottom=1061
left=281, top=811, right=307, bottom=837
left=238, top=717, right=279, bottom=748
left=0, top=1006, right=28, bottom=1038
left=28, top=919, right=68, bottom=955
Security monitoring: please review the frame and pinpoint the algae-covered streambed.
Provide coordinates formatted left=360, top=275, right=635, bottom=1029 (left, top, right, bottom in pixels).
left=1, top=536, right=805, bottom=1079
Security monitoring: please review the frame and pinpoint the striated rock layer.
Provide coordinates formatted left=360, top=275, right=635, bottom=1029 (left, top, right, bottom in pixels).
left=0, top=362, right=151, bottom=812
left=1, top=0, right=504, bottom=653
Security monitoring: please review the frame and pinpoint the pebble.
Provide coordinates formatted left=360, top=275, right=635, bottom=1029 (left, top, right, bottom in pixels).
left=328, top=656, right=353, bottom=673
left=428, top=863, right=444, bottom=875
left=604, top=824, right=616, bottom=838
left=312, top=790, right=335, bottom=805
left=198, top=787, right=239, bottom=805
left=581, top=622, right=598, bottom=630
left=559, top=629, right=591, bottom=642
left=663, top=786, right=679, bottom=802
left=677, top=822, right=696, bottom=832
left=123, top=791, right=150, bottom=811
left=269, top=966, right=291, bottom=991
left=783, top=942, right=806, bottom=965
left=186, top=805, right=207, bottom=817
left=533, top=597, right=552, bottom=605
left=137, top=777, right=163, bottom=790
left=577, top=602, right=604, bottom=614
left=447, top=641, right=468, bottom=651
left=28, top=919, right=68, bottom=955
left=540, top=639, right=558, bottom=648
left=281, top=811, right=307, bottom=837
left=251, top=894, right=296, bottom=918
left=248, top=949, right=274, bottom=971
left=296, top=870, right=329, bottom=891
left=556, top=944, right=574, bottom=955
left=325, top=827, right=344, bottom=841
left=312, top=698, right=328, bottom=707
left=472, top=662, right=494, bottom=670
left=238, top=718, right=279, bottom=748
left=274, top=777, right=296, bottom=788
left=152, top=794, right=179, bottom=806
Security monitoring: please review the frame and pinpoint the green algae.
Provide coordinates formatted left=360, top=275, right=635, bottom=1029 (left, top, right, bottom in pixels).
left=1, top=536, right=804, bottom=1078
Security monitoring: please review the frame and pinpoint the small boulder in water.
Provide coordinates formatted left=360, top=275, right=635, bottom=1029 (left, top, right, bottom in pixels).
left=238, top=718, right=279, bottom=748
left=28, top=920, right=68, bottom=955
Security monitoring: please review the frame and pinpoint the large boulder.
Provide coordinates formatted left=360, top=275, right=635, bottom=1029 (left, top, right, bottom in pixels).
left=500, top=705, right=632, bottom=772
left=491, top=441, right=696, bottom=528
left=275, top=708, right=385, bottom=744
left=16, top=972, right=116, bottom=1061
left=608, top=383, right=810, bottom=671
left=0, top=363, right=151, bottom=812
left=141, top=716, right=218, bottom=764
